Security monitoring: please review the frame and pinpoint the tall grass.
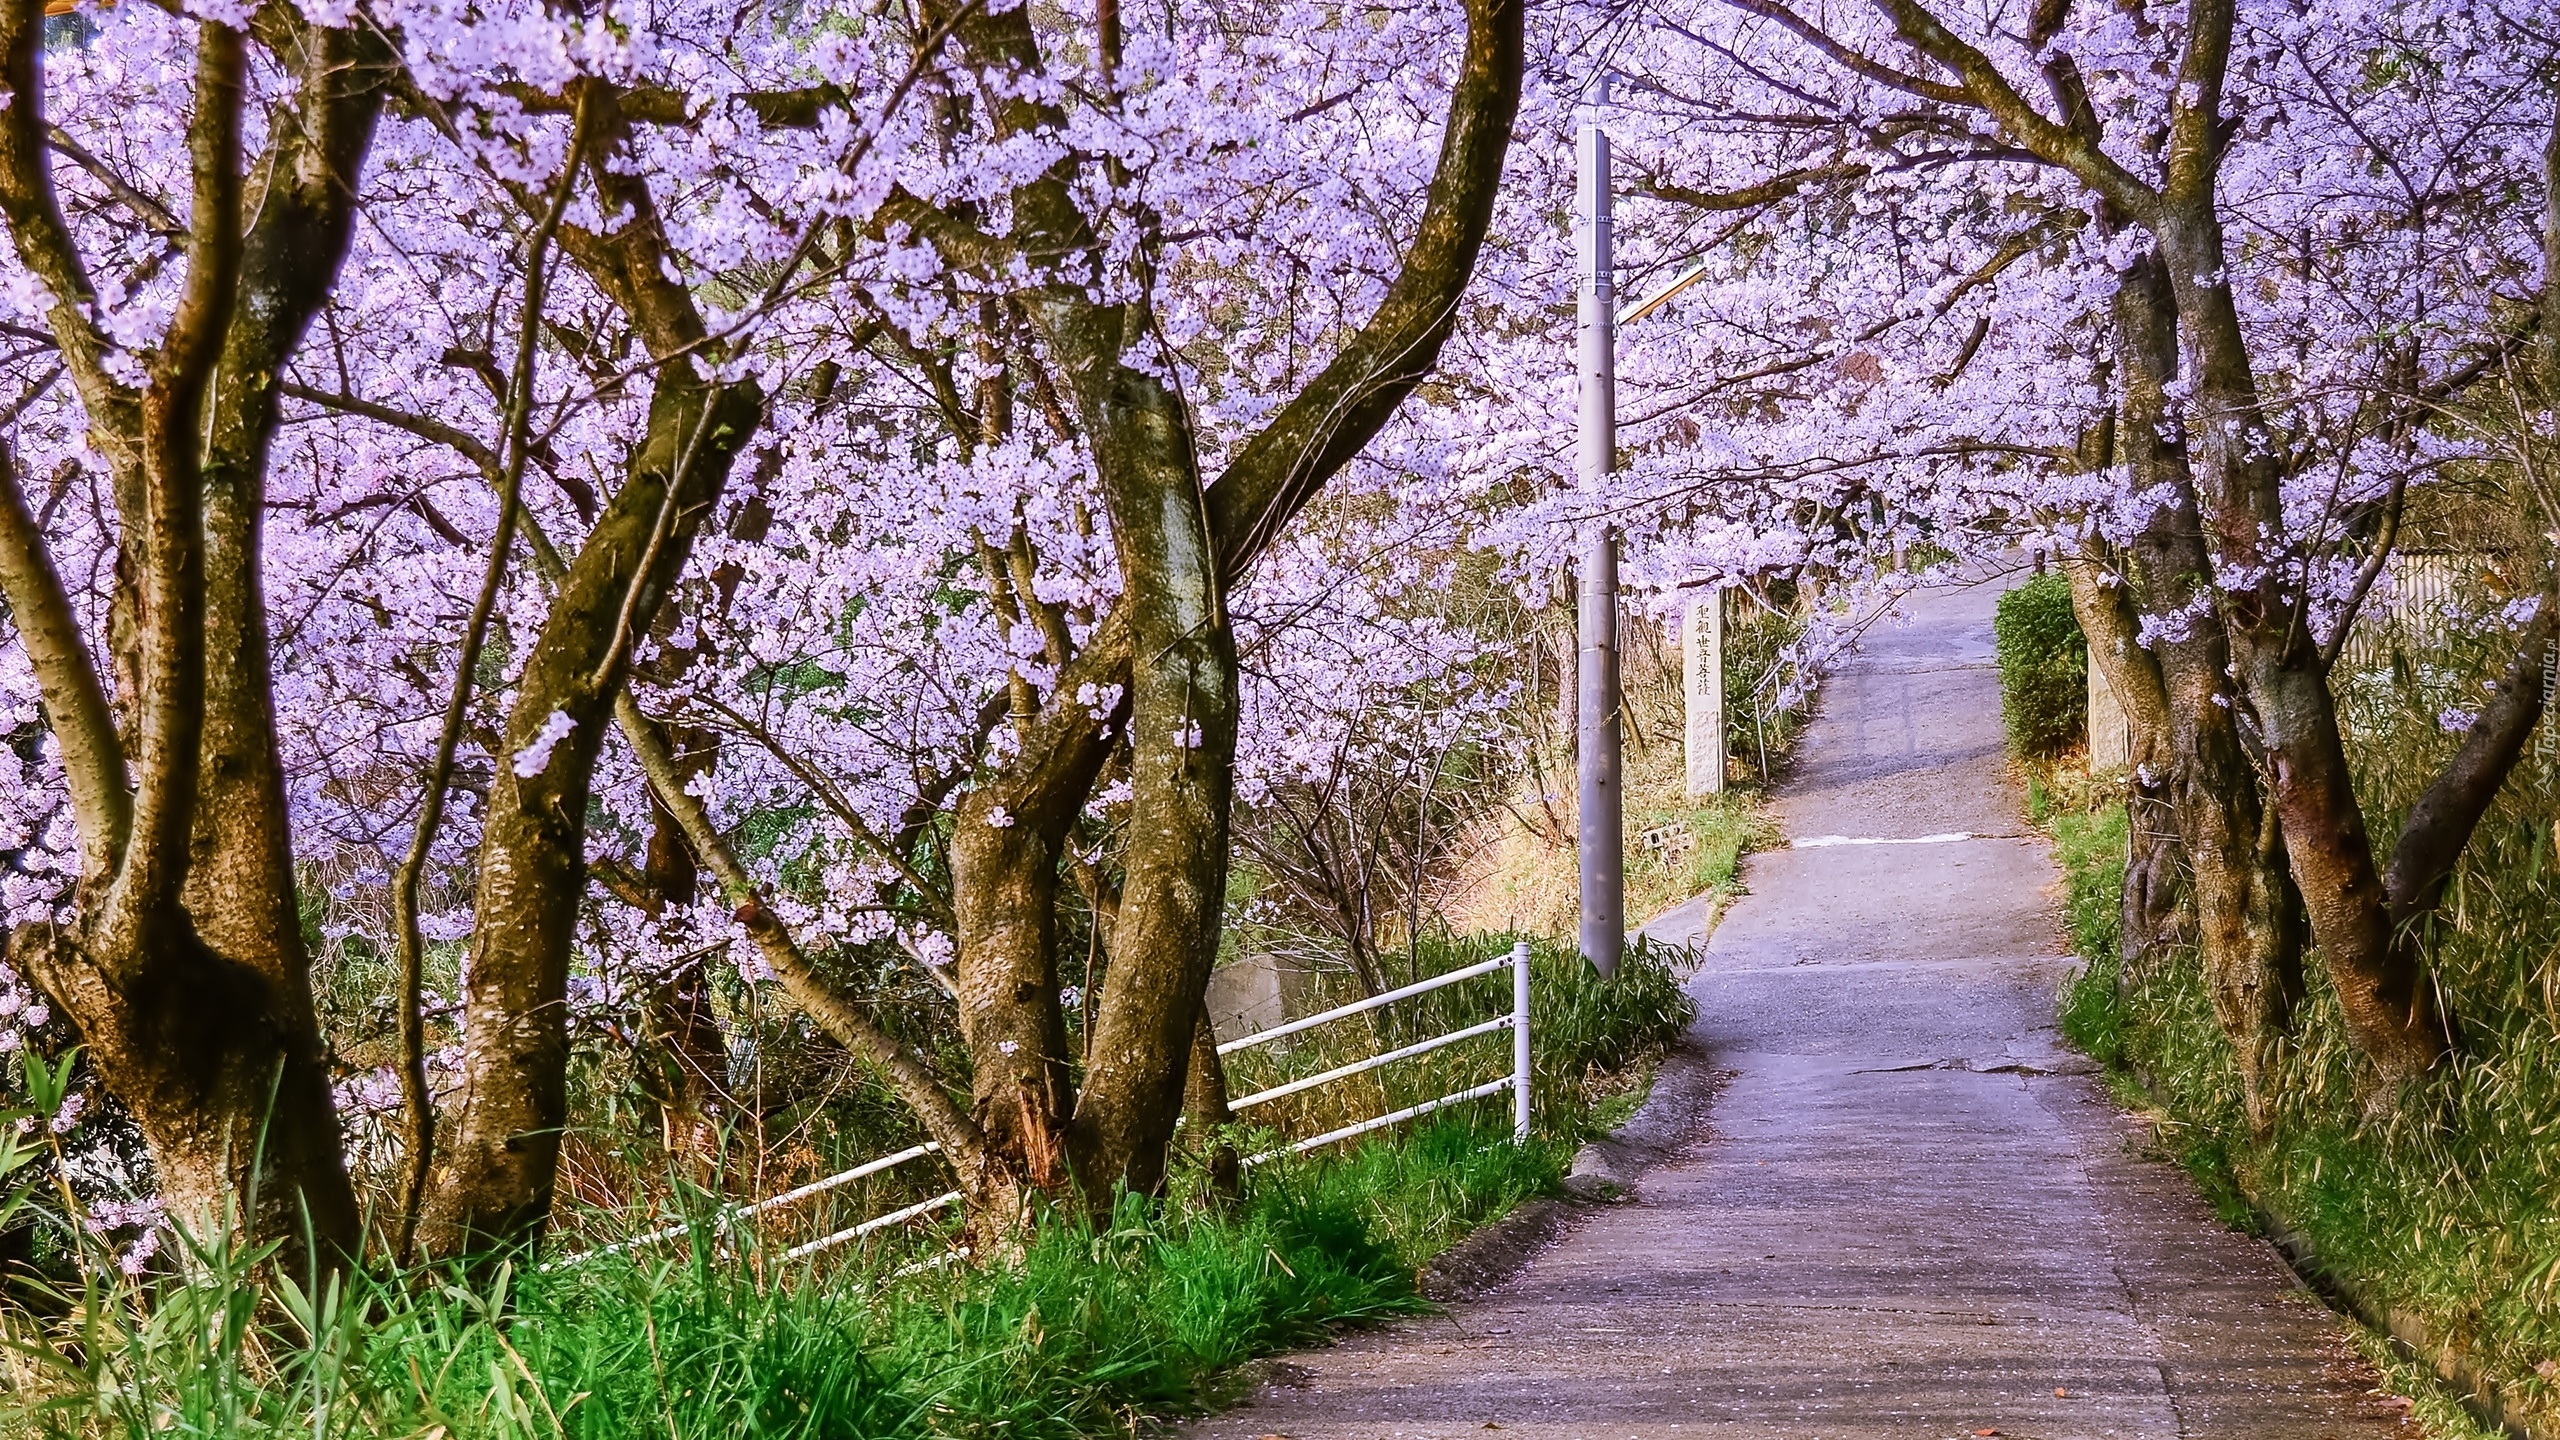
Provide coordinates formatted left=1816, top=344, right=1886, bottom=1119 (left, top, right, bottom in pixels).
left=2042, top=601, right=2560, bottom=1423
left=1218, top=933, right=1696, bottom=1147
left=0, top=1116, right=1565, bottom=1440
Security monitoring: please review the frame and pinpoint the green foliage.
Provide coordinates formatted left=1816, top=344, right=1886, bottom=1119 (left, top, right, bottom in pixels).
left=1271, top=933, right=1695, bottom=1139
left=1992, top=572, right=2087, bottom=759
left=2048, top=801, right=2126, bottom=997
left=1721, top=602, right=1812, bottom=777
left=1620, top=786, right=1771, bottom=935
left=4, top=937, right=1685, bottom=1438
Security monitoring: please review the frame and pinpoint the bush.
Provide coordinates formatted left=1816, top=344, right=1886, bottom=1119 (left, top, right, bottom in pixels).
left=1993, top=572, right=2087, bottom=758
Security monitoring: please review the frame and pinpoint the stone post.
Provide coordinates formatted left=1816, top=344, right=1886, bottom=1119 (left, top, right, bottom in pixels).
left=1683, top=590, right=1725, bottom=796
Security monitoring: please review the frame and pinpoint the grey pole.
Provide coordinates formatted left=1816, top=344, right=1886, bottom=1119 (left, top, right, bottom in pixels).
left=1575, top=84, right=1623, bottom=976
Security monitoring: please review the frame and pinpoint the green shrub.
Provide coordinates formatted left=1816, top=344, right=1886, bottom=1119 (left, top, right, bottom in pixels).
left=1993, top=572, right=2087, bottom=758
left=1325, top=933, right=1695, bottom=1138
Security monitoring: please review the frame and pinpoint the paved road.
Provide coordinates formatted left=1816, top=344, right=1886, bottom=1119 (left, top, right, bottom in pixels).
left=1196, top=578, right=2413, bottom=1440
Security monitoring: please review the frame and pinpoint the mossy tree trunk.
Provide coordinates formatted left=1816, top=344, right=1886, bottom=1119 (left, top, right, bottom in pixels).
left=0, top=9, right=386, bottom=1277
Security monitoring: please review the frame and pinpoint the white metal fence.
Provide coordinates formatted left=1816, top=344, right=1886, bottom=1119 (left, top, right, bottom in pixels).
left=555, top=941, right=1534, bottom=1269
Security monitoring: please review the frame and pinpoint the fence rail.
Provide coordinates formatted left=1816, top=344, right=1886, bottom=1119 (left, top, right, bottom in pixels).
left=553, top=941, right=1533, bottom=1269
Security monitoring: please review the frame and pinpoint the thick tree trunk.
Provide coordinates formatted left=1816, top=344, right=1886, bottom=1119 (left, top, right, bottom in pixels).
left=423, top=91, right=765, bottom=1255
left=0, top=10, right=382, bottom=1274
left=422, top=365, right=761, bottom=1255
left=2108, top=252, right=2304, bottom=1128
left=172, top=21, right=389, bottom=1268
left=1064, top=373, right=1239, bottom=1200
left=920, top=0, right=1521, bottom=1221
left=2149, top=197, right=2452, bottom=1094
left=948, top=649, right=1117, bottom=1196
left=2061, top=557, right=2186, bottom=970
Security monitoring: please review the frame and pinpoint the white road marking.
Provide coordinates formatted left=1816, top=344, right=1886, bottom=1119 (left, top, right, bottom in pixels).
left=1790, top=832, right=1977, bottom=849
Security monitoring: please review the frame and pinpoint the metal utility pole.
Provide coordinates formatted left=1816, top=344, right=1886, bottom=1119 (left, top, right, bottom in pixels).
left=1576, top=81, right=1623, bottom=976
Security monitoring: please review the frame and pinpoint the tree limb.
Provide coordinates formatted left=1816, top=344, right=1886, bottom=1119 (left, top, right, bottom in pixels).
left=610, top=689, right=1002, bottom=1202
left=1855, top=0, right=2161, bottom=220
left=0, top=439, right=127, bottom=875
left=1204, top=0, right=1524, bottom=584
left=390, top=92, right=588, bottom=1266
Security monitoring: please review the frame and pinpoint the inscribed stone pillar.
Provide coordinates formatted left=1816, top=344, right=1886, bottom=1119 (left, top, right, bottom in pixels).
left=1683, top=591, right=1725, bottom=796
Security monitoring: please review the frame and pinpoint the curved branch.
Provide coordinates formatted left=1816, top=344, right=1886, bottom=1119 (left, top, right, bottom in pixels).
left=1853, top=0, right=2161, bottom=220
left=610, top=690, right=1003, bottom=1204
left=0, top=0, right=138, bottom=445
left=0, top=439, right=126, bottom=874
left=1205, top=0, right=1526, bottom=584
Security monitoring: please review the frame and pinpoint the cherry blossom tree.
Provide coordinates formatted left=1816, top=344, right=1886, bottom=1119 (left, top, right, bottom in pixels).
left=1468, top=0, right=2556, bottom=1111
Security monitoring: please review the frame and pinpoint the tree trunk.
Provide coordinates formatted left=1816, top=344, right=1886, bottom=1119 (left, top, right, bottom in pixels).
left=1184, top=1002, right=1239, bottom=1199
left=638, top=747, right=728, bottom=1162
left=1062, top=364, right=1239, bottom=1201
left=2108, top=250, right=2304, bottom=1129
left=422, top=368, right=762, bottom=1254
left=2061, top=557, right=2186, bottom=970
left=920, top=0, right=1520, bottom=1222
left=422, top=89, right=765, bottom=1255
left=0, top=10, right=382, bottom=1275
left=2148, top=196, right=2452, bottom=1095
left=949, top=772, right=1087, bottom=1197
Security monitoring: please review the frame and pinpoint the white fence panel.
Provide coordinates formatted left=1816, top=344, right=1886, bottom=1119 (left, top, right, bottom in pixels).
left=553, top=941, right=1534, bottom=1268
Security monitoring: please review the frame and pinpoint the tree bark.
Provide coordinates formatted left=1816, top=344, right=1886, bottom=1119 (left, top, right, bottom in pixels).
left=923, top=0, right=1523, bottom=1219
left=1062, top=359, right=1239, bottom=1200
left=1184, top=1002, right=1238, bottom=1200
left=606, top=690, right=1021, bottom=1231
left=636, top=730, right=728, bottom=1162
left=1866, top=0, right=2462, bottom=1098
left=2146, top=188, right=2450, bottom=1092
left=421, top=87, right=765, bottom=1256
left=2061, top=556, right=2186, bottom=970
left=0, top=9, right=382, bottom=1273
left=947, top=631, right=1116, bottom=1196
left=2106, top=250, right=2304, bottom=1128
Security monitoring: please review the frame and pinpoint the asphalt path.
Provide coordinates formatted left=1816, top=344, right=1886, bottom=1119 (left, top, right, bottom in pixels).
left=1193, top=576, right=2414, bottom=1440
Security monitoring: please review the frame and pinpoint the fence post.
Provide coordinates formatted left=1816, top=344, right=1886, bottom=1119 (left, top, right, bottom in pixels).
left=1512, top=940, right=1533, bottom=1142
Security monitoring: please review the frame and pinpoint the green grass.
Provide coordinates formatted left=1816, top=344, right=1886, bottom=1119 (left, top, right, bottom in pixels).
left=2, top=942, right=1692, bottom=1439
left=0, top=1115, right=1560, bottom=1440
left=2341, top=1325, right=2511, bottom=1440
left=1215, top=932, right=1696, bottom=1150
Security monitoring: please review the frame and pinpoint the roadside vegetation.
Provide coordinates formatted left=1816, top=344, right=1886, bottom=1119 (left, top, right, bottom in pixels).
left=2005, top=581, right=2560, bottom=1439
left=1427, top=594, right=1799, bottom=941
left=0, top=935, right=1691, bottom=1439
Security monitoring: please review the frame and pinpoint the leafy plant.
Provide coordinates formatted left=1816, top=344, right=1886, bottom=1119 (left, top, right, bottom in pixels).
left=2043, top=623, right=2560, bottom=1424
left=1993, top=573, right=2087, bottom=759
